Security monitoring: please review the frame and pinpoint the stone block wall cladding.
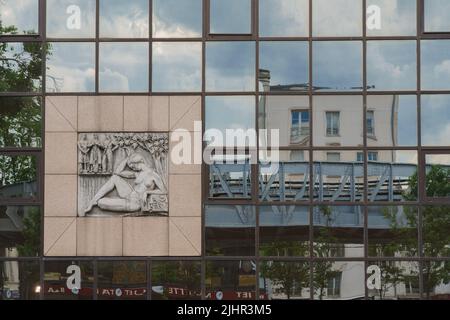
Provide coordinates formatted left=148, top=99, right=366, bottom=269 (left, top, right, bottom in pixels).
left=44, top=96, right=202, bottom=256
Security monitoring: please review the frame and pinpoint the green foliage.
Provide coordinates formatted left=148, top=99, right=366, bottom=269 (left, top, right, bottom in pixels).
left=260, top=261, right=309, bottom=299
left=17, top=207, right=41, bottom=257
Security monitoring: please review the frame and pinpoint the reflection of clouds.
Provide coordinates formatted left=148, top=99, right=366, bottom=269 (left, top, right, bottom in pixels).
left=259, top=42, right=308, bottom=88
left=47, top=0, right=96, bottom=38
left=46, top=43, right=95, bottom=92
left=100, top=0, right=148, bottom=37
left=424, top=0, right=450, bottom=32
left=367, top=41, right=416, bottom=90
left=152, top=0, right=202, bottom=37
left=421, top=40, right=450, bottom=90
left=205, top=96, right=255, bottom=145
left=99, top=43, right=148, bottom=92
left=313, top=41, right=362, bottom=90
left=0, top=0, right=38, bottom=33
left=259, top=0, right=308, bottom=36
left=206, top=42, right=255, bottom=92
left=152, top=42, right=201, bottom=92
left=313, top=0, right=362, bottom=36
left=210, top=0, right=251, bottom=34
left=366, top=0, right=416, bottom=35
left=426, top=154, right=450, bottom=166
left=421, top=95, right=450, bottom=146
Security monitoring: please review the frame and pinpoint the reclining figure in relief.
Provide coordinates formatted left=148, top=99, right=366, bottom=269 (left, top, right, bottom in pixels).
left=83, top=153, right=166, bottom=215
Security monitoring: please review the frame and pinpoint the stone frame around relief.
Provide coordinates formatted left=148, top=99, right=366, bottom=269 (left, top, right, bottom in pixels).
left=77, top=132, right=169, bottom=217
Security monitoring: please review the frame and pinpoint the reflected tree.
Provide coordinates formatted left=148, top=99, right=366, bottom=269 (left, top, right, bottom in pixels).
left=152, top=262, right=201, bottom=299
left=260, top=261, right=309, bottom=299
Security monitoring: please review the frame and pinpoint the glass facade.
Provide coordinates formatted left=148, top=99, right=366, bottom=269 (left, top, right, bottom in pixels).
left=0, top=0, right=449, bottom=300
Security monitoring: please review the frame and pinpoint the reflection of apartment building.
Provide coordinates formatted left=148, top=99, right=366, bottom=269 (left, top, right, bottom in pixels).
left=259, top=90, right=399, bottom=163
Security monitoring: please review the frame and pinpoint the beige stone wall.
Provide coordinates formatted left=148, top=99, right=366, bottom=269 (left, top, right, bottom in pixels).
left=44, top=96, right=202, bottom=257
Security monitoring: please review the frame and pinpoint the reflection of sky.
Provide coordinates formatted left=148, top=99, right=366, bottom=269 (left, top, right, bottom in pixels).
left=424, top=0, right=450, bottom=32
left=421, top=95, right=450, bottom=146
left=46, top=43, right=95, bottom=93
left=210, top=0, right=251, bottom=34
left=206, top=42, right=255, bottom=92
left=152, top=42, right=201, bottom=92
left=367, top=41, right=416, bottom=90
left=46, top=0, right=96, bottom=38
left=152, top=0, right=202, bottom=37
left=259, top=41, right=308, bottom=90
left=313, top=0, right=362, bottom=36
left=421, top=40, right=450, bottom=90
left=99, top=43, right=148, bottom=92
left=259, top=0, right=308, bottom=37
left=205, top=96, right=255, bottom=145
left=313, top=41, right=362, bottom=90
left=366, top=0, right=416, bottom=36
left=100, top=0, right=148, bottom=38
left=0, top=0, right=38, bottom=34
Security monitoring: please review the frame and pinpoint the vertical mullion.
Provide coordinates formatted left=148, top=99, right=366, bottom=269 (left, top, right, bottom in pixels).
left=308, top=0, right=314, bottom=300
left=254, top=0, right=260, bottom=301
left=201, top=0, right=207, bottom=301
left=149, top=0, right=153, bottom=93
left=95, top=0, right=100, bottom=93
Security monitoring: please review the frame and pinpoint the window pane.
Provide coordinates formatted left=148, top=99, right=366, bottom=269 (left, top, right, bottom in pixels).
left=313, top=261, right=365, bottom=300
left=0, top=42, right=42, bottom=93
left=424, top=155, right=450, bottom=199
left=313, top=0, right=362, bottom=36
left=97, top=261, right=147, bottom=300
left=259, top=0, right=309, bottom=37
left=313, top=206, right=364, bottom=257
left=421, top=40, right=450, bottom=90
left=151, top=261, right=201, bottom=300
left=424, top=0, right=450, bottom=32
left=313, top=151, right=365, bottom=201
left=367, top=41, right=416, bottom=91
left=259, top=206, right=309, bottom=256
left=367, top=150, right=418, bottom=202
left=367, top=95, right=417, bottom=147
left=0, top=261, right=40, bottom=300
left=205, top=205, right=255, bottom=256
left=206, top=42, right=255, bottom=92
left=209, top=157, right=252, bottom=199
left=422, top=260, right=450, bottom=299
left=313, top=96, right=363, bottom=146
left=0, top=97, right=42, bottom=148
left=368, top=206, right=418, bottom=257
left=367, top=261, right=420, bottom=300
left=210, top=0, right=251, bottom=34
left=0, top=206, right=41, bottom=257
left=152, top=42, right=202, bottom=92
left=366, top=0, right=416, bottom=36
left=259, top=42, right=309, bottom=92
left=206, top=260, right=257, bottom=300
left=46, top=43, right=95, bottom=93
left=313, top=42, right=363, bottom=91
left=258, top=96, right=309, bottom=147
left=205, top=96, right=255, bottom=147
left=421, top=95, right=450, bottom=146
left=0, top=0, right=38, bottom=35
left=260, top=261, right=310, bottom=300
left=99, top=42, right=149, bottom=92
left=47, top=0, right=96, bottom=38
left=99, top=0, right=149, bottom=38
left=259, top=151, right=311, bottom=202
left=0, top=155, right=38, bottom=201
left=153, top=0, right=202, bottom=38
left=422, top=206, right=450, bottom=258
left=44, top=261, right=94, bottom=300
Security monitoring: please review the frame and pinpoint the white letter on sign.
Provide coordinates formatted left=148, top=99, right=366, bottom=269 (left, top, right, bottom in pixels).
left=366, top=265, right=381, bottom=290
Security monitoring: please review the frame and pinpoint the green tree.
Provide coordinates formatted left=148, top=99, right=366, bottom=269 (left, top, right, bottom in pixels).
left=260, top=261, right=309, bottom=299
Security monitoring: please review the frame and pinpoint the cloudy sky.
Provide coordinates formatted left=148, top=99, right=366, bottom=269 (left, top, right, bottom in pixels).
left=1, top=0, right=449, bottom=149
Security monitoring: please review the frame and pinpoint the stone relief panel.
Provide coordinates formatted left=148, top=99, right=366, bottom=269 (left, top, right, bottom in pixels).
left=77, top=133, right=169, bottom=217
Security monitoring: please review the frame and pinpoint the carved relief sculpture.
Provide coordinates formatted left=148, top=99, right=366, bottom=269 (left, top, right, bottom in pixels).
left=77, top=133, right=169, bottom=217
